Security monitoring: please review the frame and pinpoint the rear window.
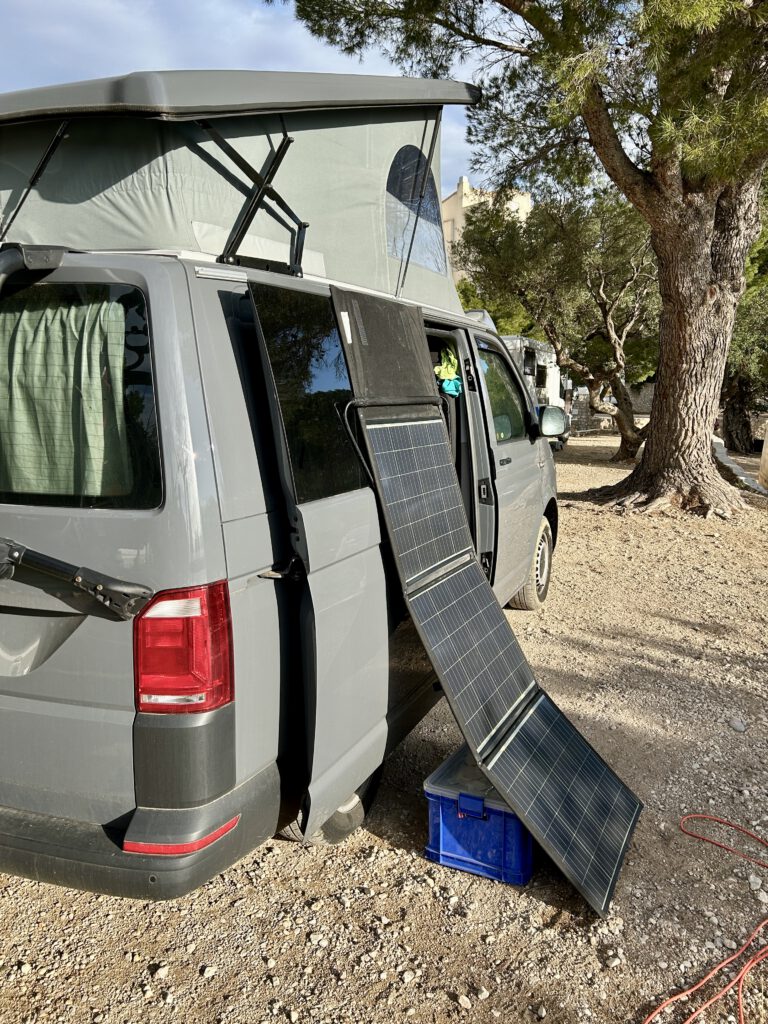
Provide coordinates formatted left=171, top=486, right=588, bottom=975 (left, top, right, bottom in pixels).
left=0, top=280, right=161, bottom=508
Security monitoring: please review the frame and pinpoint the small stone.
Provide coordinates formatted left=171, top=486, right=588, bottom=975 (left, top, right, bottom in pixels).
left=19, top=963, right=32, bottom=976
left=93, top=1015, right=104, bottom=1023
left=729, top=718, right=747, bottom=733
left=477, top=987, right=490, bottom=1001
left=308, top=933, right=322, bottom=946
left=402, top=970, right=415, bottom=985
left=723, top=940, right=738, bottom=951
left=186, top=942, right=196, bottom=954
left=201, top=965, right=217, bottom=979
left=266, top=958, right=276, bottom=969
left=537, top=1005, right=547, bottom=1019
left=289, top=1012, right=299, bottom=1023
left=748, top=874, right=762, bottom=891
left=405, top=1010, right=416, bottom=1018
left=458, top=994, right=472, bottom=1010
left=757, top=890, right=768, bottom=905
left=154, top=965, right=169, bottom=980
left=606, top=957, right=621, bottom=969
left=162, top=992, right=174, bottom=1006
left=658, top=961, right=669, bottom=970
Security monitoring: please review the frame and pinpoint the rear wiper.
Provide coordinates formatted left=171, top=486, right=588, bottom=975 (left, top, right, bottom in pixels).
left=0, top=537, right=154, bottom=621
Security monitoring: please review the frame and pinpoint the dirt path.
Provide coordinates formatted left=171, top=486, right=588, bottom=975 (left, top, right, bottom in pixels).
left=1, top=439, right=766, bottom=1024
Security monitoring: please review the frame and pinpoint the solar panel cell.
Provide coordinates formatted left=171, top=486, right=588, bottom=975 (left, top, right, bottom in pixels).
left=410, top=561, right=536, bottom=751
left=489, top=693, right=642, bottom=914
left=367, top=418, right=473, bottom=585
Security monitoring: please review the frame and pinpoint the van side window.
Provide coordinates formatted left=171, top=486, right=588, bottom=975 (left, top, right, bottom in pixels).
left=0, top=281, right=161, bottom=509
left=478, top=349, right=527, bottom=442
left=251, top=285, right=363, bottom=503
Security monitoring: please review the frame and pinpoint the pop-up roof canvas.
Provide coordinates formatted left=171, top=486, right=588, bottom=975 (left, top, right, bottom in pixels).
left=0, top=72, right=473, bottom=314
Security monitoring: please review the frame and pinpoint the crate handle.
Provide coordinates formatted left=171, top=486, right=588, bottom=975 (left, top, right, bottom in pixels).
left=457, top=793, right=486, bottom=820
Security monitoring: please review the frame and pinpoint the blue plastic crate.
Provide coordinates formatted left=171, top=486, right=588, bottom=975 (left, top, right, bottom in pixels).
left=423, top=744, right=533, bottom=886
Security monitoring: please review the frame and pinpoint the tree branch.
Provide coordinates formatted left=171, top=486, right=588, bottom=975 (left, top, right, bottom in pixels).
left=580, top=81, right=660, bottom=222
left=493, top=0, right=561, bottom=46
left=432, top=14, right=533, bottom=56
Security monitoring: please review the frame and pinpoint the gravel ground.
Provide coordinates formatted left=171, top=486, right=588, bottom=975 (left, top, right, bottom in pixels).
left=1, top=438, right=767, bottom=1024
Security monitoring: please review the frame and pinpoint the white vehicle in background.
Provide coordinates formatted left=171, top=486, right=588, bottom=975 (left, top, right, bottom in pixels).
left=502, top=335, right=572, bottom=448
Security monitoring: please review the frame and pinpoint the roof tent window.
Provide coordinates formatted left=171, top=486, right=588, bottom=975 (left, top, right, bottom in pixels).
left=386, top=145, right=447, bottom=275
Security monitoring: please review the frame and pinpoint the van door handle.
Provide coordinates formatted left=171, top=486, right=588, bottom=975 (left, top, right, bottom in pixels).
left=258, top=555, right=303, bottom=581
left=498, top=457, right=512, bottom=466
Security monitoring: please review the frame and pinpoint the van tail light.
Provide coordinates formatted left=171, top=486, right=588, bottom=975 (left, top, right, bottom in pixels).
left=134, top=581, right=233, bottom=713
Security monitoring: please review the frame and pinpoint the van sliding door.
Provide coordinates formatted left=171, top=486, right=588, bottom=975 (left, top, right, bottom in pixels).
left=248, top=282, right=389, bottom=838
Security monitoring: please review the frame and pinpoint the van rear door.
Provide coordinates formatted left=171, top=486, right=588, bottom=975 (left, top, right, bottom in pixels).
left=0, top=256, right=224, bottom=826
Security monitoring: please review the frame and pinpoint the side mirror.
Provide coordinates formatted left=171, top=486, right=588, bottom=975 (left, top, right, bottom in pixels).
left=538, top=406, right=567, bottom=438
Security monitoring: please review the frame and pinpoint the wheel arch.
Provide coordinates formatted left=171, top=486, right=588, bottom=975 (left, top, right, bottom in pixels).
left=544, top=498, right=559, bottom=549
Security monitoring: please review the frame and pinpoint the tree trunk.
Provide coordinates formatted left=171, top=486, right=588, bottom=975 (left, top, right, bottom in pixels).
left=585, top=379, right=646, bottom=461
left=609, top=376, right=645, bottom=462
left=722, top=375, right=754, bottom=454
left=592, top=176, right=764, bottom=514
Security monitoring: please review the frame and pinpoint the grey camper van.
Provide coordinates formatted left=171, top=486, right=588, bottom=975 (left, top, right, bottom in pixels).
left=0, top=72, right=564, bottom=899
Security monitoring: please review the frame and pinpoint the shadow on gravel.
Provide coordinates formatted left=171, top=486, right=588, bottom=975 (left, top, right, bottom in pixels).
left=554, top=442, right=633, bottom=467
left=555, top=489, right=607, bottom=504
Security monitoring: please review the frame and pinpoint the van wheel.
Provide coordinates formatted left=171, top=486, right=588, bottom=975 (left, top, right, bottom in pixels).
left=508, top=519, right=553, bottom=611
left=280, top=768, right=383, bottom=847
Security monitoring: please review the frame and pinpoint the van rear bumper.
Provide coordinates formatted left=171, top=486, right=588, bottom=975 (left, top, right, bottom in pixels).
left=0, top=763, right=280, bottom=900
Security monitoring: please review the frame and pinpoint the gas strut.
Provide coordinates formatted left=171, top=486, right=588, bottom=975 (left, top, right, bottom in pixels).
left=0, top=537, right=154, bottom=621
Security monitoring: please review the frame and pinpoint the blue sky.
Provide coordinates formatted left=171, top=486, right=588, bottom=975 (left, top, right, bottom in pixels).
left=1, top=0, right=474, bottom=197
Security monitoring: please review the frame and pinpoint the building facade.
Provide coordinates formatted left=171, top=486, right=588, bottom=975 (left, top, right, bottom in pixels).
left=441, top=176, right=532, bottom=282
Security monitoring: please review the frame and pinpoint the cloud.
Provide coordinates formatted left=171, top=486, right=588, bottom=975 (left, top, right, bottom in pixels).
left=2, top=1, right=398, bottom=87
left=2, top=1, right=477, bottom=192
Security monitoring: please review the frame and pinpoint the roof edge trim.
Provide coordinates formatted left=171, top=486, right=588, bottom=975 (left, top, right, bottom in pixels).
left=0, top=70, right=481, bottom=127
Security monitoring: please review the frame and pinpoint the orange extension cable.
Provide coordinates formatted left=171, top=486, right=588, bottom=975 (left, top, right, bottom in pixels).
left=641, top=816, right=768, bottom=1024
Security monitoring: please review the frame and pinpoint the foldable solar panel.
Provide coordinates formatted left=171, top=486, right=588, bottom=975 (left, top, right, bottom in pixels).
left=331, top=286, right=642, bottom=915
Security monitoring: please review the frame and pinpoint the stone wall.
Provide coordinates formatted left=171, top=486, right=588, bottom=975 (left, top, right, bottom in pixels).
left=628, top=383, right=655, bottom=415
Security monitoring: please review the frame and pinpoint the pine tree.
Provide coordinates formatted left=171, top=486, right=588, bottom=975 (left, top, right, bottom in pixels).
left=280, top=0, right=768, bottom=513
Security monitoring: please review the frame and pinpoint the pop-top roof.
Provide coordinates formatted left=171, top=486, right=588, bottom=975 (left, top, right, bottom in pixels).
left=0, top=70, right=480, bottom=126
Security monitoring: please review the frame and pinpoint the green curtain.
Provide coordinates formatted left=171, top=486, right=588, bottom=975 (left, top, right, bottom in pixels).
left=0, top=285, right=132, bottom=497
